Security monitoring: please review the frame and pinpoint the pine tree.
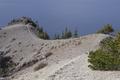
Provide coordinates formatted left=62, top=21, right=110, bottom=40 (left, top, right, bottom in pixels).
left=67, top=30, right=72, bottom=38
left=73, top=29, right=78, bottom=38
left=64, top=27, right=68, bottom=39
left=61, top=32, right=65, bottom=39
left=54, top=34, right=60, bottom=39
left=56, top=34, right=60, bottom=39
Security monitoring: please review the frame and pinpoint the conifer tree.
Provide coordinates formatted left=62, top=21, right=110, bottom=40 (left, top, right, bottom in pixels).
left=73, top=29, right=78, bottom=38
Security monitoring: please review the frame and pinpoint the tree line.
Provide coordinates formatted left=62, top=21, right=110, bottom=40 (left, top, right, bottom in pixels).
left=8, top=17, right=79, bottom=40
left=53, top=27, right=79, bottom=39
left=8, top=17, right=115, bottom=40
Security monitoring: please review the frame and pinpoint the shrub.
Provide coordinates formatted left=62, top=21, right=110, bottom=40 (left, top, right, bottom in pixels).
left=10, top=38, right=16, bottom=43
left=97, top=24, right=114, bottom=34
left=88, top=49, right=120, bottom=70
left=37, top=31, right=49, bottom=40
left=88, top=34, right=120, bottom=71
left=45, top=52, right=53, bottom=58
left=8, top=17, right=37, bottom=27
left=0, top=55, right=15, bottom=77
left=34, top=62, right=47, bottom=71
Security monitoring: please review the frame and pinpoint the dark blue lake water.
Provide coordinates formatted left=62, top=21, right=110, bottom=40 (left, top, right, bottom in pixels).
left=0, top=0, right=120, bottom=36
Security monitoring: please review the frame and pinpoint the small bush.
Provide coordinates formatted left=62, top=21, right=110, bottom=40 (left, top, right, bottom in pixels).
left=8, top=17, right=37, bottom=27
left=97, top=24, right=114, bottom=34
left=11, top=38, right=16, bottom=42
left=34, top=62, right=47, bottom=71
left=45, top=52, right=53, bottom=58
left=37, top=31, right=49, bottom=40
left=88, top=34, right=120, bottom=71
left=0, top=55, right=15, bottom=77
left=88, top=49, right=120, bottom=70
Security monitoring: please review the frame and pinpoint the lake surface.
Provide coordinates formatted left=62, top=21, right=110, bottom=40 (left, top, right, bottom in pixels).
left=0, top=0, right=120, bottom=36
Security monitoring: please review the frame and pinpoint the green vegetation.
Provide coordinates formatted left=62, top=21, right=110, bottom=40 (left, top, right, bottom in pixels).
left=8, top=17, right=115, bottom=40
left=8, top=17, right=37, bottom=27
left=97, top=24, right=114, bottom=34
left=34, top=62, right=47, bottom=71
left=73, top=29, right=79, bottom=38
left=0, top=55, right=15, bottom=77
left=8, top=17, right=50, bottom=40
left=36, top=27, right=49, bottom=40
left=8, top=17, right=80, bottom=40
left=61, top=27, right=72, bottom=39
left=54, top=27, right=79, bottom=39
left=88, top=33, right=120, bottom=70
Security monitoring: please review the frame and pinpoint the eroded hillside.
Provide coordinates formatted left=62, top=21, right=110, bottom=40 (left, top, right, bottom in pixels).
left=1, top=24, right=119, bottom=80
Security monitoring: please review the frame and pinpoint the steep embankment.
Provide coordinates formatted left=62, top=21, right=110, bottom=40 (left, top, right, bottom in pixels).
left=0, top=24, right=42, bottom=66
left=1, top=24, right=119, bottom=80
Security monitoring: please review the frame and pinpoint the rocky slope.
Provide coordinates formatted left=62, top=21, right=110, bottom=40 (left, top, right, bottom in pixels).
left=0, top=24, right=119, bottom=80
